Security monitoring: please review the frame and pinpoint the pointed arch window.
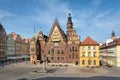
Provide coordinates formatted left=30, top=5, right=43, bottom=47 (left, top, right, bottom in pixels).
left=61, top=50, right=64, bottom=54
left=57, top=57, right=59, bottom=60
left=72, top=47, right=74, bottom=51
left=58, top=49, right=60, bottom=54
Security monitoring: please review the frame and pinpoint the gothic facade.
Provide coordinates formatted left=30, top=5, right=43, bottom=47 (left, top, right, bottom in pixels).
left=32, top=13, right=80, bottom=64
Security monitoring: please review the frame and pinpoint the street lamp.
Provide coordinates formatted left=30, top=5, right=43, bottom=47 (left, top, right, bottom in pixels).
left=43, top=55, right=46, bottom=70
left=42, top=50, right=46, bottom=70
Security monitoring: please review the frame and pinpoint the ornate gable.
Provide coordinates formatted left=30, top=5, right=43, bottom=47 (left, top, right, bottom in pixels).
left=8, top=34, right=14, bottom=41
left=48, top=19, right=66, bottom=44
left=16, top=35, right=22, bottom=41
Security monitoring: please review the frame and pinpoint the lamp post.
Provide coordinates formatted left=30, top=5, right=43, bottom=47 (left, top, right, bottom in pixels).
left=42, top=50, right=46, bottom=70
left=43, top=54, right=46, bottom=70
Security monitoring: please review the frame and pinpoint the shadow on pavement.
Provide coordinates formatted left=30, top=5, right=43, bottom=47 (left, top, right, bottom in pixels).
left=34, top=76, right=120, bottom=80
left=18, top=76, right=120, bottom=80
left=47, top=68, right=58, bottom=73
left=17, top=78, right=29, bottom=80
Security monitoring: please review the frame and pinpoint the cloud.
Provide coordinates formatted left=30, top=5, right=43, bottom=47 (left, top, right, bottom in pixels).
left=0, top=10, right=15, bottom=19
left=92, top=10, right=120, bottom=29
left=21, top=0, right=120, bottom=41
left=0, top=0, right=120, bottom=42
left=27, top=0, right=72, bottom=32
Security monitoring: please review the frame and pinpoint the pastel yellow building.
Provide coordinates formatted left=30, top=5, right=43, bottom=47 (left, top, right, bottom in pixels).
left=80, top=36, right=100, bottom=67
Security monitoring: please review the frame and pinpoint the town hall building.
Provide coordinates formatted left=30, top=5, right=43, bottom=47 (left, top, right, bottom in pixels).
left=30, top=13, right=80, bottom=64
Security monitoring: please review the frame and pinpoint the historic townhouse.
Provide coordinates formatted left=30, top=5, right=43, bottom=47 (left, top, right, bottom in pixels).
left=100, top=31, right=120, bottom=67
left=21, top=38, right=30, bottom=61
left=0, top=23, right=7, bottom=64
left=30, top=31, right=40, bottom=64
left=6, top=33, right=16, bottom=62
left=15, top=34, right=22, bottom=58
left=30, top=13, right=80, bottom=64
left=79, top=36, right=100, bottom=67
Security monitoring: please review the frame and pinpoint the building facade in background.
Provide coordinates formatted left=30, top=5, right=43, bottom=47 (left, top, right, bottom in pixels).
left=6, top=32, right=30, bottom=63
left=0, top=23, right=6, bottom=64
left=100, top=31, right=120, bottom=67
left=21, top=38, right=30, bottom=61
left=6, top=33, right=16, bottom=62
left=79, top=36, right=100, bottom=67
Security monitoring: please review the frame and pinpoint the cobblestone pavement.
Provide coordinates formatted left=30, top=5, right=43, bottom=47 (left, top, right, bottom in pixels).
left=0, top=62, right=120, bottom=80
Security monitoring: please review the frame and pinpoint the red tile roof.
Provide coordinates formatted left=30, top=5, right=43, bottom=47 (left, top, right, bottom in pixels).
left=81, top=36, right=99, bottom=45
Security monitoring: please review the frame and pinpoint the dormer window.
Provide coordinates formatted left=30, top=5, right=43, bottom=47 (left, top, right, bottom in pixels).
left=88, top=41, right=92, bottom=44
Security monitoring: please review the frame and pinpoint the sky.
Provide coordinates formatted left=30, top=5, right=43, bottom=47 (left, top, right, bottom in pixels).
left=0, top=0, right=120, bottom=42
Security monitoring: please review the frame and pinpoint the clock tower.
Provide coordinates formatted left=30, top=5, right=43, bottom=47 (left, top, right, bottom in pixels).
left=66, top=13, right=80, bottom=64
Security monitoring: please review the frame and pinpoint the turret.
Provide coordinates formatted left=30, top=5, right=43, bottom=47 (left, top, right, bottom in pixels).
left=111, top=30, right=116, bottom=40
left=67, top=13, right=73, bottom=31
left=31, top=26, right=37, bottom=41
left=38, top=28, right=44, bottom=41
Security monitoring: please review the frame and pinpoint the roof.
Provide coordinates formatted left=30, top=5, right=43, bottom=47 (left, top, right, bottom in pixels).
left=100, top=37, right=120, bottom=49
left=81, top=36, right=99, bottom=45
left=10, top=32, right=17, bottom=40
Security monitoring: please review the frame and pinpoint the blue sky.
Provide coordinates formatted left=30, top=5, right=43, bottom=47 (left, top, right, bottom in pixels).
left=0, top=0, right=120, bottom=42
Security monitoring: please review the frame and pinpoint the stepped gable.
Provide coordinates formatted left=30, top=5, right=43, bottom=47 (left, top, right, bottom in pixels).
left=81, top=36, right=99, bottom=45
left=48, top=19, right=67, bottom=43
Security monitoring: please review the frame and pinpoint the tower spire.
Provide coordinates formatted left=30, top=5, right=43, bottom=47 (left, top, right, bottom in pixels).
left=112, top=30, right=115, bottom=37
left=111, top=30, right=116, bottom=39
left=32, top=26, right=37, bottom=40
left=67, top=13, right=73, bottom=31
left=39, top=26, right=43, bottom=34
left=68, top=13, right=72, bottom=21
